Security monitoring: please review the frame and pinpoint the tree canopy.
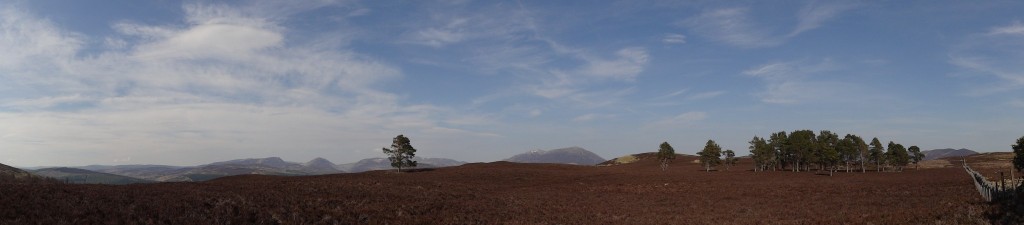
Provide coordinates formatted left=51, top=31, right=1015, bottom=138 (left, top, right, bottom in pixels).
left=657, top=142, right=675, bottom=171
left=382, top=134, right=418, bottom=172
left=1013, top=136, right=1024, bottom=173
left=746, top=131, right=913, bottom=174
left=699, top=140, right=722, bottom=172
left=868, top=138, right=885, bottom=172
left=908, top=145, right=923, bottom=169
left=723, top=149, right=738, bottom=171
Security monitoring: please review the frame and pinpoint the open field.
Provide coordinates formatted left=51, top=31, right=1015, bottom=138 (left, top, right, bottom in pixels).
left=920, top=152, right=1017, bottom=181
left=1, top=156, right=989, bottom=224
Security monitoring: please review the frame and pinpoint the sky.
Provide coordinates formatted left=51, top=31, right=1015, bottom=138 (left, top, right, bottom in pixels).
left=2, top=0, right=1023, bottom=167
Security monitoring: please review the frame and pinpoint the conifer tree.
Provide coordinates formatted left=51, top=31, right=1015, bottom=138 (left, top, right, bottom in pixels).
left=723, top=149, right=738, bottom=171
left=657, top=142, right=676, bottom=171
left=868, top=138, right=885, bottom=172
left=699, top=140, right=722, bottom=172
left=382, top=134, right=417, bottom=172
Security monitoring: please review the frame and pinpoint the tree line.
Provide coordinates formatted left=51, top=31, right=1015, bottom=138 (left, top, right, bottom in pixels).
left=747, top=130, right=923, bottom=175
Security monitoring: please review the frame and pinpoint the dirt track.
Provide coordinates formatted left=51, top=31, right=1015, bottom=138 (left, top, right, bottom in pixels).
left=1, top=156, right=988, bottom=224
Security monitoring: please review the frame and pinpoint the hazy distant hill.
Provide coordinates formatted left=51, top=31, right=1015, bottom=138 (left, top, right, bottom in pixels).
left=148, top=157, right=346, bottom=182
left=0, top=162, right=33, bottom=179
left=504, top=147, right=606, bottom=165
left=208, top=157, right=295, bottom=168
left=75, top=157, right=345, bottom=182
left=337, top=157, right=467, bottom=173
left=922, top=148, right=979, bottom=161
left=304, top=157, right=343, bottom=174
left=32, top=167, right=155, bottom=184
left=75, top=165, right=184, bottom=181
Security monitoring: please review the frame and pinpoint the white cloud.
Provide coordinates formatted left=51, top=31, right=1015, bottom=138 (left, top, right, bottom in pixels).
left=0, top=2, right=499, bottom=166
left=133, top=23, right=283, bottom=60
left=789, top=1, right=859, bottom=37
left=682, top=8, right=781, bottom=48
left=0, top=5, right=82, bottom=74
left=988, top=21, right=1024, bottom=36
left=683, top=2, right=855, bottom=48
left=743, top=60, right=844, bottom=104
left=407, top=18, right=470, bottom=47
left=663, top=33, right=686, bottom=44
left=950, top=21, right=1024, bottom=95
left=577, top=47, right=649, bottom=81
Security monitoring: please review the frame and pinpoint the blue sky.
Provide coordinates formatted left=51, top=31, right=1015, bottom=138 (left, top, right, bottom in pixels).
left=2, top=0, right=1023, bottom=167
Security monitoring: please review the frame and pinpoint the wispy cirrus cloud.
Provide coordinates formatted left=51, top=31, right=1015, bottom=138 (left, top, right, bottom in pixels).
left=743, top=59, right=846, bottom=104
left=663, top=33, right=686, bottom=44
left=949, top=21, right=1024, bottom=96
left=410, top=3, right=651, bottom=110
left=645, top=111, right=707, bottom=130
left=682, top=1, right=858, bottom=48
left=789, top=1, right=860, bottom=37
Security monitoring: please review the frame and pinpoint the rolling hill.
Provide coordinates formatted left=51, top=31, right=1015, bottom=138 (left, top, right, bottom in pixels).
left=0, top=162, right=33, bottom=180
left=504, top=147, right=606, bottom=165
left=149, top=157, right=346, bottom=182
left=337, top=157, right=467, bottom=173
left=31, top=167, right=155, bottom=184
left=598, top=152, right=699, bottom=166
left=922, top=148, right=978, bottom=161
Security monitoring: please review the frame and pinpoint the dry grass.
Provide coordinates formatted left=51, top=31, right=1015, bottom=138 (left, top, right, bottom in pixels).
left=612, top=155, right=638, bottom=164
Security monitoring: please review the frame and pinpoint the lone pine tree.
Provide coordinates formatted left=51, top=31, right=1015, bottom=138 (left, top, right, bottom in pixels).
left=382, top=134, right=417, bottom=172
left=723, top=149, right=737, bottom=171
left=699, top=140, right=722, bottom=172
left=657, top=142, right=676, bottom=171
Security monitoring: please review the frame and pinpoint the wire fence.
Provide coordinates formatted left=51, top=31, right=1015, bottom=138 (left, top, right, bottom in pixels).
left=963, top=159, right=1020, bottom=202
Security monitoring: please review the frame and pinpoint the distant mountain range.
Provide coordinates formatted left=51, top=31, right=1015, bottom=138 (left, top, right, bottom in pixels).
left=504, top=147, right=606, bottom=165
left=30, top=156, right=466, bottom=183
left=922, top=148, right=979, bottom=161
left=31, top=167, right=155, bottom=184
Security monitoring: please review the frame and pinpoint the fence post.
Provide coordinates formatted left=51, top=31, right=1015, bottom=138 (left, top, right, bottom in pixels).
left=1001, top=172, right=1005, bottom=192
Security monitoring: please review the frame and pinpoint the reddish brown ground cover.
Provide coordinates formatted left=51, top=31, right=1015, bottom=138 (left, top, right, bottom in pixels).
left=1, top=156, right=989, bottom=224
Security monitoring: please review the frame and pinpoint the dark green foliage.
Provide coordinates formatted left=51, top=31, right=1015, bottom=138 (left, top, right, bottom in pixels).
left=837, top=135, right=858, bottom=172
left=769, top=131, right=790, bottom=170
left=382, top=134, right=418, bottom=172
left=815, top=130, right=840, bottom=174
left=788, top=130, right=817, bottom=172
left=723, top=149, right=738, bottom=171
left=868, top=138, right=885, bottom=171
left=1013, top=136, right=1024, bottom=173
left=657, top=142, right=675, bottom=171
left=908, top=146, right=923, bottom=169
left=850, top=135, right=869, bottom=173
left=886, top=141, right=909, bottom=171
left=748, top=136, right=773, bottom=171
left=699, top=140, right=722, bottom=172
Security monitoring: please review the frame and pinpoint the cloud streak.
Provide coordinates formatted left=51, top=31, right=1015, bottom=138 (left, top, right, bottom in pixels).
left=0, top=2, right=498, bottom=166
left=682, top=1, right=857, bottom=48
left=743, top=59, right=844, bottom=104
left=949, top=21, right=1024, bottom=95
